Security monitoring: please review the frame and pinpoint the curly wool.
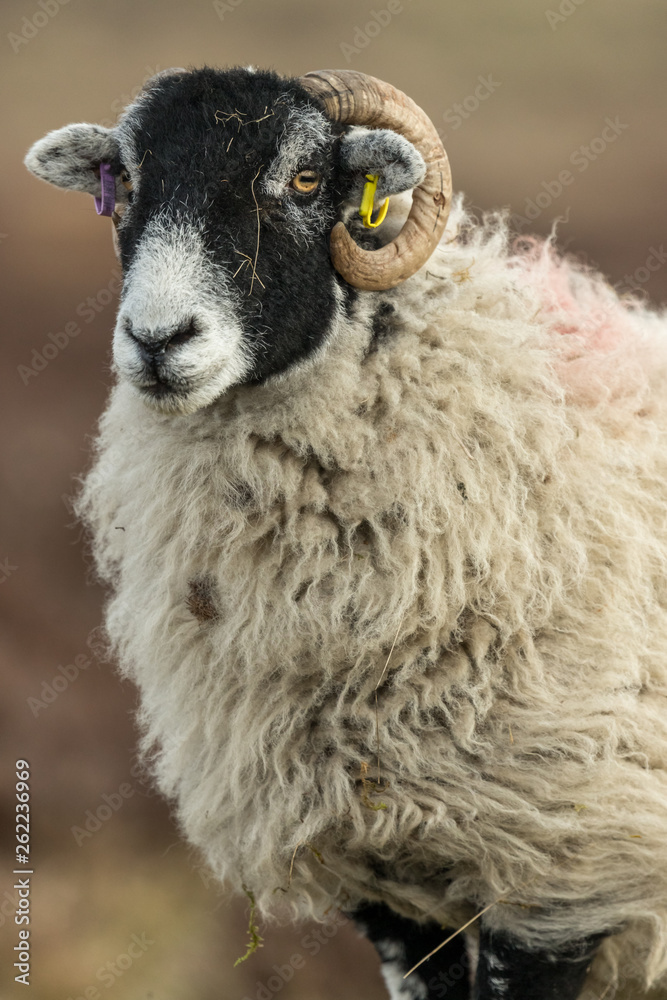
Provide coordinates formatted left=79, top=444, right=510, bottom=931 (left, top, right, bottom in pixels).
left=78, top=198, right=667, bottom=989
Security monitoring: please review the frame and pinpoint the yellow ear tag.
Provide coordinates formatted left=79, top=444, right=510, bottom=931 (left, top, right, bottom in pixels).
left=359, top=173, right=390, bottom=229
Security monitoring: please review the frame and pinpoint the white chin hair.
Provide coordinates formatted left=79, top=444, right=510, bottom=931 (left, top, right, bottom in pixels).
left=131, top=375, right=232, bottom=415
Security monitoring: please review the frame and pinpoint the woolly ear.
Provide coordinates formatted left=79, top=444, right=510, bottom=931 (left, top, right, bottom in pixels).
left=24, top=123, right=120, bottom=197
left=338, top=126, right=426, bottom=205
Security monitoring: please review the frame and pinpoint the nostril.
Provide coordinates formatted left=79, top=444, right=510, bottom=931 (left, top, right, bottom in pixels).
left=123, top=318, right=199, bottom=365
left=165, top=319, right=199, bottom=350
left=123, top=318, right=153, bottom=352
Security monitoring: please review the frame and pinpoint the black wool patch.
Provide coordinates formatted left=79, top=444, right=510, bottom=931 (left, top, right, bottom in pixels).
left=475, top=924, right=605, bottom=1000
left=350, top=901, right=471, bottom=1000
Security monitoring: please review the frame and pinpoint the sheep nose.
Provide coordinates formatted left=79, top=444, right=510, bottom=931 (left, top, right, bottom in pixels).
left=125, top=319, right=199, bottom=364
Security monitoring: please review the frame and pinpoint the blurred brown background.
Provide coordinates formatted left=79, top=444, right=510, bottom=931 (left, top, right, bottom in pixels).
left=1, top=0, right=665, bottom=997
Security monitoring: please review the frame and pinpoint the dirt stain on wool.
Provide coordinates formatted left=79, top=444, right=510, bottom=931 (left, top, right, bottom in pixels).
left=358, top=761, right=388, bottom=811
left=186, top=573, right=220, bottom=624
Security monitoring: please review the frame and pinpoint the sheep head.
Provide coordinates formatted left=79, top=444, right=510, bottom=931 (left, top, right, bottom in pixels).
left=25, top=67, right=451, bottom=415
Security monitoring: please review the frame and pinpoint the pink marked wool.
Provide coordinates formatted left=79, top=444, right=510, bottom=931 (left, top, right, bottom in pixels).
left=507, top=232, right=661, bottom=414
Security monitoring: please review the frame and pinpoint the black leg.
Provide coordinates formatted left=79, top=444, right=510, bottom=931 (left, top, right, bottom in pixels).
left=474, top=922, right=605, bottom=1000
left=350, top=901, right=471, bottom=999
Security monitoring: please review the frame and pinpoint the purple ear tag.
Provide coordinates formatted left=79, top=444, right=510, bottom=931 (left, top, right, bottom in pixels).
left=94, top=162, right=115, bottom=217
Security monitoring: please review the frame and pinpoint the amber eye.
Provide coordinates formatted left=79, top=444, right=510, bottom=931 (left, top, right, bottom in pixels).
left=290, top=170, right=321, bottom=194
left=120, top=170, right=133, bottom=192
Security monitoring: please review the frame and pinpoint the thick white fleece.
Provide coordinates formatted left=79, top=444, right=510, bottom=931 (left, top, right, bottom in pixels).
left=77, top=199, right=667, bottom=991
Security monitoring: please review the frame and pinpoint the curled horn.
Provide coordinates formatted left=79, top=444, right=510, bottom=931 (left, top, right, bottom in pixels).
left=299, top=69, right=452, bottom=291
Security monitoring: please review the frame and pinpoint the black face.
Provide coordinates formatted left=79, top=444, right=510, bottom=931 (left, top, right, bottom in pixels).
left=114, top=67, right=352, bottom=385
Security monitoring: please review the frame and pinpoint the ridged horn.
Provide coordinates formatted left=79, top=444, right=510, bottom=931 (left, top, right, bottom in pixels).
left=299, top=69, right=452, bottom=291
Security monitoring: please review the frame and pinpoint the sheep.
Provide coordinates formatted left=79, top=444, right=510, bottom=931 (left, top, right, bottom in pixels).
left=25, top=65, right=667, bottom=1000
